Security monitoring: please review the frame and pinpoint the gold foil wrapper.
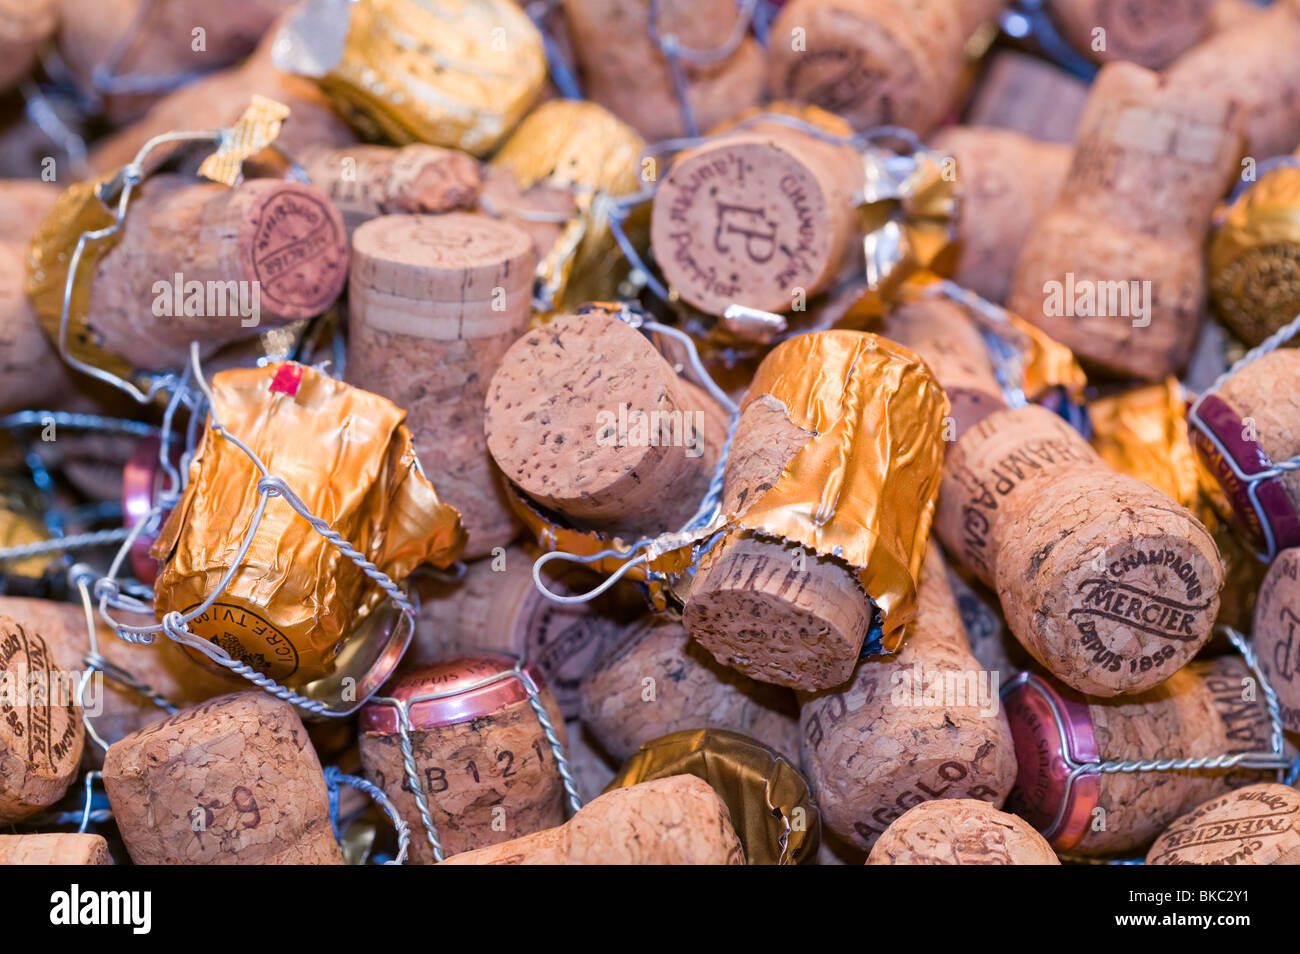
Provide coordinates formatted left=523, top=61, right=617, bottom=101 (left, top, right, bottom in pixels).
left=1210, top=163, right=1300, bottom=346
left=275, top=0, right=546, bottom=156
left=152, top=363, right=465, bottom=686
left=197, top=96, right=292, bottom=187
left=490, top=100, right=647, bottom=315
left=606, top=728, right=819, bottom=865
left=0, top=507, right=49, bottom=579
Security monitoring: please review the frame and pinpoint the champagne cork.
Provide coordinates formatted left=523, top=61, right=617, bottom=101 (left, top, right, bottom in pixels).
left=766, top=0, right=1006, bottom=135
left=866, top=798, right=1060, bottom=864
left=946, top=561, right=1029, bottom=683
left=650, top=122, right=862, bottom=316
left=0, top=833, right=111, bottom=865
left=1005, top=657, right=1273, bottom=856
left=58, top=174, right=348, bottom=372
left=1047, top=0, right=1215, bottom=69
left=929, top=127, right=1072, bottom=305
left=1007, top=63, right=1245, bottom=381
left=102, top=692, right=344, bottom=865
left=579, top=616, right=800, bottom=762
left=347, top=212, right=536, bottom=558
left=565, top=718, right=617, bottom=803
left=965, top=50, right=1088, bottom=144
left=560, top=0, right=764, bottom=142
left=439, top=774, right=745, bottom=864
left=484, top=309, right=727, bottom=540
left=409, top=546, right=635, bottom=716
left=299, top=145, right=481, bottom=237
left=358, top=655, right=568, bottom=863
left=0, top=0, right=58, bottom=92
left=800, top=547, right=1017, bottom=851
left=1193, top=349, right=1300, bottom=553
left=1165, top=0, right=1300, bottom=159
left=1147, top=783, right=1300, bottom=865
left=1252, top=547, right=1300, bottom=733
left=683, top=393, right=874, bottom=690
left=0, top=615, right=84, bottom=823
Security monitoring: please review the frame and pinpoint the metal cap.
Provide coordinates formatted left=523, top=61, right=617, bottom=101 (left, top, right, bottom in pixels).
left=359, top=653, right=542, bottom=734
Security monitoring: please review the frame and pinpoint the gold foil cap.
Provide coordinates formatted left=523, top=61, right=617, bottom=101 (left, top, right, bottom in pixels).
left=274, top=0, right=546, bottom=156
left=1210, top=163, right=1300, bottom=346
left=606, top=728, right=820, bottom=865
left=151, top=363, right=465, bottom=687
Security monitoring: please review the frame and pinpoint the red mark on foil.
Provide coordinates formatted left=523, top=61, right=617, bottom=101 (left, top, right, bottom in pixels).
left=269, top=364, right=303, bottom=396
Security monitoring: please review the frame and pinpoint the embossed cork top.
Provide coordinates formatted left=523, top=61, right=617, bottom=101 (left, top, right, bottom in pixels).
left=1147, top=784, right=1300, bottom=865
left=867, top=799, right=1060, bottom=865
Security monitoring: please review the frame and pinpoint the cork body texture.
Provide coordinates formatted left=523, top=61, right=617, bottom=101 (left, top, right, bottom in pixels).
left=867, top=798, right=1060, bottom=864
left=1147, top=783, right=1300, bottom=865
left=1253, top=547, right=1300, bottom=732
left=0, top=833, right=111, bottom=865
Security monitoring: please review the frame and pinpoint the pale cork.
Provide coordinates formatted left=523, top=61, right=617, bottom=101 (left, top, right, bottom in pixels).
left=579, top=616, right=800, bottom=761
left=800, top=547, right=1016, bottom=851
left=1147, top=783, right=1300, bottom=865
left=1049, top=0, right=1215, bottom=68
left=651, top=123, right=861, bottom=315
left=0, top=615, right=84, bottom=823
left=348, top=212, right=536, bottom=558
left=359, top=688, right=568, bottom=863
left=1251, top=547, right=1300, bottom=733
left=1007, top=62, right=1244, bottom=380
left=439, top=774, right=746, bottom=864
left=994, top=467, right=1222, bottom=696
left=684, top=394, right=873, bottom=690
left=1216, top=349, right=1300, bottom=517
left=1166, top=0, right=1300, bottom=159
left=965, top=50, right=1088, bottom=144
left=86, top=174, right=348, bottom=370
left=866, top=798, right=1059, bottom=864
left=928, top=127, right=1072, bottom=304
left=0, top=833, right=111, bottom=865
left=300, top=145, right=482, bottom=237
left=102, top=692, right=343, bottom=865
left=0, top=0, right=57, bottom=91
left=484, top=310, right=727, bottom=539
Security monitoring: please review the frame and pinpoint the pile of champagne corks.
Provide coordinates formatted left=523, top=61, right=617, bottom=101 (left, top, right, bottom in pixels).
left=3, top=0, right=1300, bottom=868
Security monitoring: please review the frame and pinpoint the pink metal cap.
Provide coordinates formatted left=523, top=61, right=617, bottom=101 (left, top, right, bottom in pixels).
left=359, top=653, right=544, bottom=734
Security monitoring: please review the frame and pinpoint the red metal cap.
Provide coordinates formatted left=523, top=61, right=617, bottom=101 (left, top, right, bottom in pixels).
left=1003, top=670, right=1101, bottom=852
left=122, top=437, right=171, bottom=585
left=359, top=653, right=544, bottom=734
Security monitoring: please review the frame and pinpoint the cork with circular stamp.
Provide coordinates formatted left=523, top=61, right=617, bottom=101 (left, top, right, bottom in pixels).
left=579, top=616, right=800, bottom=762
left=0, top=833, right=111, bottom=865
left=438, top=774, right=746, bottom=865
left=1049, top=0, right=1214, bottom=69
left=1252, top=547, right=1300, bottom=733
left=484, top=308, right=728, bottom=540
left=1005, top=657, right=1273, bottom=856
left=359, top=654, right=569, bottom=863
left=683, top=393, right=874, bottom=691
left=651, top=122, right=861, bottom=316
left=866, top=799, right=1060, bottom=865
left=0, top=615, right=84, bottom=823
left=1147, top=783, right=1300, bottom=865
left=102, top=692, right=343, bottom=865
left=348, top=212, right=536, bottom=559
left=800, top=546, right=1017, bottom=852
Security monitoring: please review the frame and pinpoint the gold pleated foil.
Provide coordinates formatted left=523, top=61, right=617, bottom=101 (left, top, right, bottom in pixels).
left=1210, top=163, right=1300, bottom=346
left=606, top=728, right=820, bottom=865
left=0, top=508, right=49, bottom=579
left=152, top=363, right=465, bottom=686
left=275, top=0, right=546, bottom=156
left=490, top=100, right=647, bottom=314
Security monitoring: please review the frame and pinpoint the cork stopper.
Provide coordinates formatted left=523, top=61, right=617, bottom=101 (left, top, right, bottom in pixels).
left=1252, top=547, right=1300, bottom=733
left=650, top=125, right=860, bottom=315
left=866, top=799, right=1060, bottom=865
left=963, top=50, right=1088, bottom=144
left=1147, top=783, right=1300, bottom=865
left=1215, top=349, right=1300, bottom=525
left=0, top=833, right=111, bottom=865
left=348, top=212, right=537, bottom=558
left=358, top=656, right=568, bottom=862
left=102, top=693, right=343, bottom=865
left=484, top=310, right=727, bottom=539
left=995, top=467, right=1222, bottom=696
left=438, top=774, right=746, bottom=865
left=579, top=616, right=800, bottom=762
left=0, top=615, right=84, bottom=823
left=1049, top=0, right=1215, bottom=68
left=801, top=547, right=1017, bottom=851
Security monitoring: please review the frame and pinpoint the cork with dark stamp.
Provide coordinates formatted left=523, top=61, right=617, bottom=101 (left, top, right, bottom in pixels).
left=0, top=615, right=84, bottom=823
left=867, top=799, right=1060, bottom=865
left=1147, top=783, right=1300, bottom=865
left=439, top=775, right=746, bottom=865
left=102, top=693, right=343, bottom=865
left=579, top=616, right=800, bottom=761
left=348, top=213, right=536, bottom=558
left=800, top=547, right=1017, bottom=851
left=1252, top=547, right=1300, bottom=733
left=0, top=833, right=111, bottom=865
